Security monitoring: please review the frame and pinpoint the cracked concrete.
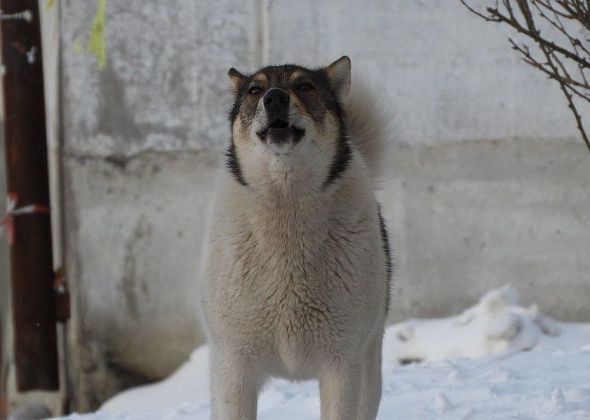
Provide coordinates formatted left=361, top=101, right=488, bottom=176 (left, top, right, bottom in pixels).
left=121, top=216, right=153, bottom=320
left=63, top=150, right=219, bottom=410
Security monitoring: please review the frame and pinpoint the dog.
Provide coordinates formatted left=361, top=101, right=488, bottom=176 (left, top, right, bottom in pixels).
left=199, top=56, right=392, bottom=420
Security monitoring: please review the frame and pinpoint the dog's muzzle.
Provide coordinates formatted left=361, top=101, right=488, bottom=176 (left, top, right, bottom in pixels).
left=256, top=88, right=305, bottom=146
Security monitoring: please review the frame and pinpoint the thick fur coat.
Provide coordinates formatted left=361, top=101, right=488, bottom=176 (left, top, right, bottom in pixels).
left=199, top=57, right=392, bottom=420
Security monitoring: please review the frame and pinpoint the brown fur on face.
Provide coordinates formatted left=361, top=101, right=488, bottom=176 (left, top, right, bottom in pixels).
left=226, top=56, right=352, bottom=188
left=226, top=57, right=353, bottom=189
left=228, top=62, right=346, bottom=132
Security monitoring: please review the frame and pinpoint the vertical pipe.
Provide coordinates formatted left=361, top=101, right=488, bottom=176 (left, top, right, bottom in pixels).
left=1, top=0, right=58, bottom=391
left=0, top=322, right=6, bottom=419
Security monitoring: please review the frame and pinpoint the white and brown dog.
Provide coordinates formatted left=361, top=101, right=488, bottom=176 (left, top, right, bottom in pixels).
left=199, top=56, right=392, bottom=420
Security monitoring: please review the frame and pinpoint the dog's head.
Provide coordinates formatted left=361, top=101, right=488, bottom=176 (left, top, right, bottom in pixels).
left=226, top=57, right=352, bottom=190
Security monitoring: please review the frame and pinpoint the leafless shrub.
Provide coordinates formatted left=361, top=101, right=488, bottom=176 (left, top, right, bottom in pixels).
left=461, top=0, right=590, bottom=152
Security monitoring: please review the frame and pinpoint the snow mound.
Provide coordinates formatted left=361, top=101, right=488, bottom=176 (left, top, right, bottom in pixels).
left=99, top=346, right=210, bottom=414
left=390, top=284, right=560, bottom=364
left=53, top=286, right=590, bottom=420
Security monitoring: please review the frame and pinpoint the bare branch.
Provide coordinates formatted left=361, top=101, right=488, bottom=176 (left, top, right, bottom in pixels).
left=462, top=0, right=590, bottom=152
left=491, top=7, right=590, bottom=67
left=460, top=0, right=501, bottom=21
left=541, top=39, right=590, bottom=151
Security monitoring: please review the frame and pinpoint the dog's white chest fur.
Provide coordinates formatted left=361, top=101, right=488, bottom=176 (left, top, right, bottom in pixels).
left=200, top=168, right=390, bottom=420
left=208, top=185, right=368, bottom=375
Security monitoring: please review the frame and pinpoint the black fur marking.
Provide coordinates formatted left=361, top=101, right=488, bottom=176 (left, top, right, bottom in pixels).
left=320, top=87, right=352, bottom=188
left=378, top=206, right=393, bottom=314
left=228, top=74, right=253, bottom=125
left=323, top=134, right=352, bottom=188
left=229, top=100, right=241, bottom=125
left=228, top=63, right=343, bottom=128
left=225, top=142, right=248, bottom=186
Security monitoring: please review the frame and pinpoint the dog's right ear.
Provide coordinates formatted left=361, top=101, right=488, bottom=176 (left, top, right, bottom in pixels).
left=228, top=68, right=247, bottom=95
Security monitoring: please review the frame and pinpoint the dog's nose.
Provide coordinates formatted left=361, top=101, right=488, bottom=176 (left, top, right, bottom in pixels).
left=263, top=88, right=290, bottom=120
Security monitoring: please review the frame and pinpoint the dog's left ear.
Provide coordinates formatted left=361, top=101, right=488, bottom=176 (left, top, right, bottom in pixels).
left=228, top=68, right=247, bottom=95
left=324, top=56, right=351, bottom=100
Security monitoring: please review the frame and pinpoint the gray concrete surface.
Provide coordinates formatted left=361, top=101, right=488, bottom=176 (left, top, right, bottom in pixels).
left=381, top=138, right=590, bottom=321
left=63, top=151, right=218, bottom=409
left=58, top=0, right=590, bottom=410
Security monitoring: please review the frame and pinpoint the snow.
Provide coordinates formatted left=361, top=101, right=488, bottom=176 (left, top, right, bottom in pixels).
left=55, top=286, right=590, bottom=419
left=390, top=285, right=561, bottom=363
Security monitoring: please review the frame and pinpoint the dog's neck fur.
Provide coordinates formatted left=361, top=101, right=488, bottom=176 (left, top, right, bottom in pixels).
left=223, top=150, right=370, bottom=257
left=246, top=164, right=336, bottom=243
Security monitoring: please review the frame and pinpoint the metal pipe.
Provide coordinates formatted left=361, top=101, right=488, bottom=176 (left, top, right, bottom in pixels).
left=1, top=0, right=58, bottom=391
left=0, top=322, right=6, bottom=419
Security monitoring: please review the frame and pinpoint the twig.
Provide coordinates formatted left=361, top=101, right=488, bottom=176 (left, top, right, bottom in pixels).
left=462, top=0, right=590, bottom=152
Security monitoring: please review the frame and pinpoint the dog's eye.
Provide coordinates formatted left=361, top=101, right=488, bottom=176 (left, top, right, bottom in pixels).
left=248, top=86, right=263, bottom=95
left=296, top=83, right=314, bottom=92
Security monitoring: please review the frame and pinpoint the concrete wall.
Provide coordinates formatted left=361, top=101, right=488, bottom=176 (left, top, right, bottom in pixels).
left=59, top=0, right=590, bottom=410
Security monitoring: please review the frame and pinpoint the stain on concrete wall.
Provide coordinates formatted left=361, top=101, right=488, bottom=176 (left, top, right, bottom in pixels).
left=62, top=0, right=253, bottom=157
left=63, top=151, right=219, bottom=409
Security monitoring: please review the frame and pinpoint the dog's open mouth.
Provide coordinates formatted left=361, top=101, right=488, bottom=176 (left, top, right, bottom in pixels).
left=257, top=119, right=305, bottom=144
left=268, top=119, right=290, bottom=129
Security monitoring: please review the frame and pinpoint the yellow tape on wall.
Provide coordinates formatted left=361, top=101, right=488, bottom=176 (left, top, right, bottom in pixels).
left=88, top=0, right=108, bottom=69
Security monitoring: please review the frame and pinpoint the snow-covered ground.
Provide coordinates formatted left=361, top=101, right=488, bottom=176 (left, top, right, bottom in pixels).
left=57, top=286, right=590, bottom=419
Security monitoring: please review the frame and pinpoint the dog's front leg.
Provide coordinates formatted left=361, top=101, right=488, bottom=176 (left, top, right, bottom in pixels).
left=210, top=351, right=261, bottom=420
left=357, top=333, right=383, bottom=420
left=319, top=358, right=361, bottom=420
